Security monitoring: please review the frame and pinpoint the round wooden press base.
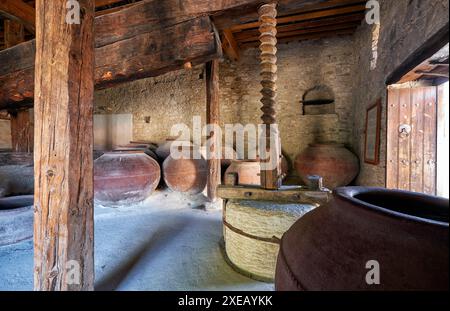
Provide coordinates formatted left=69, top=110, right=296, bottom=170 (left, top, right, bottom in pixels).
left=223, top=200, right=315, bottom=282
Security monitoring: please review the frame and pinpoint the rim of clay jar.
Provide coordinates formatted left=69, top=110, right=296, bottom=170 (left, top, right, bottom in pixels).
left=0, top=195, right=34, bottom=212
left=335, top=187, right=449, bottom=227
left=230, top=159, right=259, bottom=164
left=104, top=150, right=147, bottom=155
left=309, top=141, right=345, bottom=148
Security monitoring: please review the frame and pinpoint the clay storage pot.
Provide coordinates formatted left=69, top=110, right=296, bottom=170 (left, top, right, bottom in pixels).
left=225, top=160, right=261, bottom=186
left=224, top=200, right=316, bottom=282
left=155, top=137, right=193, bottom=160
left=114, top=145, right=159, bottom=162
left=0, top=163, right=34, bottom=197
left=94, top=151, right=161, bottom=206
left=0, top=195, right=33, bottom=246
left=199, top=145, right=238, bottom=168
left=163, top=148, right=208, bottom=194
left=225, top=156, right=289, bottom=186
left=294, top=142, right=359, bottom=189
left=275, top=187, right=449, bottom=291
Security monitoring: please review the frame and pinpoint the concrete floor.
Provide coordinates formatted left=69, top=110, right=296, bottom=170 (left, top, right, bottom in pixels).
left=0, top=190, right=274, bottom=291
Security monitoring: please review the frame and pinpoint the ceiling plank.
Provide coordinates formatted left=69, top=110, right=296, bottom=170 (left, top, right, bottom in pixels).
left=0, top=0, right=35, bottom=33
left=239, top=27, right=356, bottom=48
left=230, top=4, right=366, bottom=32
left=237, top=23, right=358, bottom=43
left=233, top=13, right=364, bottom=41
left=222, top=29, right=240, bottom=61
left=213, top=0, right=365, bottom=30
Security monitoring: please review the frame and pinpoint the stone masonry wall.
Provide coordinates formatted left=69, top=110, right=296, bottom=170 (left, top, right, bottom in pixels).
left=352, top=0, right=449, bottom=186
left=94, top=36, right=357, bottom=179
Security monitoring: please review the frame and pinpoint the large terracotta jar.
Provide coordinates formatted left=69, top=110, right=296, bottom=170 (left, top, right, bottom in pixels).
left=163, top=151, right=208, bottom=195
left=94, top=151, right=161, bottom=206
left=294, top=142, right=359, bottom=189
left=225, top=160, right=261, bottom=186
left=275, top=187, right=449, bottom=291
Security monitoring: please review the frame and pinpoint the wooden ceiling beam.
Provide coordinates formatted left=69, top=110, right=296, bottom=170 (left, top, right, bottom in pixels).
left=230, top=4, right=366, bottom=32
left=213, top=0, right=365, bottom=30
left=222, top=29, right=240, bottom=61
left=0, top=0, right=35, bottom=34
left=233, top=13, right=364, bottom=41
left=0, top=16, right=222, bottom=110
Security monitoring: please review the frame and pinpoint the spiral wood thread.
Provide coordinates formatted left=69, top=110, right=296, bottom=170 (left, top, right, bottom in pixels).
left=259, top=3, right=278, bottom=125
left=258, top=2, right=281, bottom=190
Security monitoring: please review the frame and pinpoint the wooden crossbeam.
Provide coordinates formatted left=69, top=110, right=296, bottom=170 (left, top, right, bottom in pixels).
left=217, top=185, right=331, bottom=205
left=0, top=16, right=221, bottom=110
left=0, top=0, right=35, bottom=33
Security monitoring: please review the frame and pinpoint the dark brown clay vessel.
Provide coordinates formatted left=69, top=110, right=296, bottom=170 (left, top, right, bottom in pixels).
left=294, top=142, right=359, bottom=189
left=276, top=187, right=449, bottom=291
left=94, top=151, right=161, bottom=205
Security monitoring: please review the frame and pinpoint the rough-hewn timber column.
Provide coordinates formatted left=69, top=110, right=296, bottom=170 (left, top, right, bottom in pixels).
left=206, top=60, right=221, bottom=202
left=259, top=2, right=282, bottom=190
left=34, top=0, right=95, bottom=291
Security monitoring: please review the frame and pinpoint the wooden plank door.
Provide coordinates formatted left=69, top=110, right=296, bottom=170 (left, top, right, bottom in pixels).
left=387, top=86, right=437, bottom=195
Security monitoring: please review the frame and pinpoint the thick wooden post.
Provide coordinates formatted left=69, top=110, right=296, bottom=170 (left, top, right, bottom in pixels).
left=34, top=0, right=95, bottom=291
left=206, top=60, right=221, bottom=202
left=10, top=109, right=33, bottom=152
left=259, top=2, right=282, bottom=190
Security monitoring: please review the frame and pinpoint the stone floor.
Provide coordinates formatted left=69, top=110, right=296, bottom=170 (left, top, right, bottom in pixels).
left=0, top=190, right=274, bottom=291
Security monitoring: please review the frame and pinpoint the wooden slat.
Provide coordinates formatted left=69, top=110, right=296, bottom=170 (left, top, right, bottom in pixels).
left=233, top=12, right=363, bottom=40
left=206, top=60, right=221, bottom=202
left=95, top=0, right=128, bottom=7
left=387, top=88, right=400, bottom=190
left=33, top=0, right=94, bottom=291
left=423, top=87, right=437, bottom=195
left=213, top=0, right=364, bottom=30
left=236, top=22, right=358, bottom=43
left=0, top=0, right=35, bottom=33
left=239, top=28, right=356, bottom=48
left=230, top=4, right=366, bottom=32
left=436, top=84, right=449, bottom=197
left=409, top=87, right=425, bottom=192
left=398, top=88, right=411, bottom=190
